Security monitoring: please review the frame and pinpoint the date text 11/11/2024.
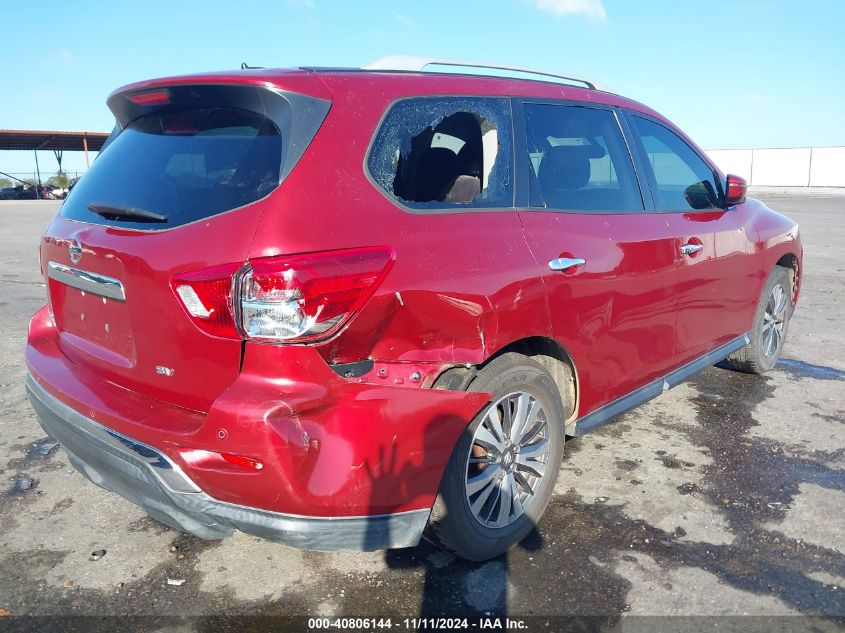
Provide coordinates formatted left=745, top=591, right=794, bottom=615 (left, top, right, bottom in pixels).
left=307, top=617, right=529, bottom=630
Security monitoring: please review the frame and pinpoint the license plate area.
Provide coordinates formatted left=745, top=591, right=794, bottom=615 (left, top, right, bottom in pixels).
left=50, top=277, right=136, bottom=365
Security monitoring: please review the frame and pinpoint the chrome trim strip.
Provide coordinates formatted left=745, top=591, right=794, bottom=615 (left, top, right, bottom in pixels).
left=574, top=333, right=752, bottom=436
left=47, top=261, right=126, bottom=302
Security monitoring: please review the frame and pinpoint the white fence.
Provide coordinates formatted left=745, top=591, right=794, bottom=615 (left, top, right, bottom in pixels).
left=705, top=147, right=845, bottom=187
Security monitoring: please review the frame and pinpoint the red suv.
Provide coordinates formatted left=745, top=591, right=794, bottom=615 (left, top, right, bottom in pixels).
left=26, top=58, right=802, bottom=561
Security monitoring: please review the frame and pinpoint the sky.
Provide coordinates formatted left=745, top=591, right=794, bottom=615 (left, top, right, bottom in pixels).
left=1, top=0, right=843, bottom=179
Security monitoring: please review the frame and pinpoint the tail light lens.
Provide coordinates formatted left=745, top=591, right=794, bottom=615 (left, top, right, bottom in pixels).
left=172, top=247, right=393, bottom=343
left=239, top=246, right=394, bottom=343
left=39, top=242, right=56, bottom=326
left=172, top=263, right=242, bottom=338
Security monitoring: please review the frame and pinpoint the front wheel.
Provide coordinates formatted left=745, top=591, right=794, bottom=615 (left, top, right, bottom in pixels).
left=426, top=353, right=566, bottom=561
left=723, top=265, right=793, bottom=374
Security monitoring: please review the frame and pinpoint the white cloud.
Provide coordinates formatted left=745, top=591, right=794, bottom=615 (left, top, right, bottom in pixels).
left=285, top=0, right=315, bottom=9
left=534, top=0, right=606, bottom=21
left=393, top=13, right=412, bottom=25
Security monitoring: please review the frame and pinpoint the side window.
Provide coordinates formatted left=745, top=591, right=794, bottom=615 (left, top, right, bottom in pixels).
left=631, top=116, right=721, bottom=211
left=523, top=104, right=643, bottom=212
left=367, top=97, right=512, bottom=210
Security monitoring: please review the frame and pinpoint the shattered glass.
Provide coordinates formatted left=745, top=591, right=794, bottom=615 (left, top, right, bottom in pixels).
left=367, top=97, right=513, bottom=210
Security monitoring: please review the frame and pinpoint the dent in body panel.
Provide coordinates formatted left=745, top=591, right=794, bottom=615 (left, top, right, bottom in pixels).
left=360, top=260, right=551, bottom=369
left=366, top=290, right=496, bottom=364
left=305, top=203, right=544, bottom=370
left=200, top=343, right=492, bottom=515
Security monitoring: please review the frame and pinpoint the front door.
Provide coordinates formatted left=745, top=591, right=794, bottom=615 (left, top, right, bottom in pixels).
left=626, top=114, right=760, bottom=366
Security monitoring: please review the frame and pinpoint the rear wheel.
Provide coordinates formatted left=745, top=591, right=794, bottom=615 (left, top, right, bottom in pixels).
left=723, top=265, right=793, bottom=374
left=427, top=353, right=565, bottom=561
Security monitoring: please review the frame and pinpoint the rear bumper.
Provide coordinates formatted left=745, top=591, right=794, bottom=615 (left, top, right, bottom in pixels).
left=25, top=306, right=490, bottom=550
left=26, top=373, right=429, bottom=550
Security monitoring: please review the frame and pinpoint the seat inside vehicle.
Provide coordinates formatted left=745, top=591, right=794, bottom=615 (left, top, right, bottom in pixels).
left=394, top=111, right=484, bottom=203
left=535, top=144, right=626, bottom=211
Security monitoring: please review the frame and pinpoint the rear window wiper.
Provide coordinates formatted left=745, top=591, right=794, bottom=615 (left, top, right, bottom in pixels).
left=87, top=203, right=168, bottom=223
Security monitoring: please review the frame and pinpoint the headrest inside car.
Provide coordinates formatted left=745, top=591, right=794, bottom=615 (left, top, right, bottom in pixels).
left=538, top=145, right=593, bottom=192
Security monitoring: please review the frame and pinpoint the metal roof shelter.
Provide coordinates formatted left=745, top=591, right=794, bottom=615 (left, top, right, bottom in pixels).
left=0, top=129, right=109, bottom=198
left=0, top=129, right=108, bottom=152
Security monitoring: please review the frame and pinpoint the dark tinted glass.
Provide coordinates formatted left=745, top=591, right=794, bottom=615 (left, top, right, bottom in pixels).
left=524, top=104, right=643, bottom=212
left=631, top=116, right=720, bottom=211
left=368, top=97, right=513, bottom=210
left=61, top=107, right=282, bottom=230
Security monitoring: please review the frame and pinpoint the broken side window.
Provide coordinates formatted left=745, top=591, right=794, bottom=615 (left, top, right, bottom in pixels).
left=367, top=97, right=513, bottom=210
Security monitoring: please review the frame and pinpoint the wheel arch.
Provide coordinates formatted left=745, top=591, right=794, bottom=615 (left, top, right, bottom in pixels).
left=776, top=252, right=800, bottom=304
left=434, top=336, right=579, bottom=425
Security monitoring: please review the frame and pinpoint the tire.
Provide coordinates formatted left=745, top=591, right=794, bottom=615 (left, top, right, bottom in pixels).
left=723, top=265, right=793, bottom=374
left=427, top=352, right=566, bottom=561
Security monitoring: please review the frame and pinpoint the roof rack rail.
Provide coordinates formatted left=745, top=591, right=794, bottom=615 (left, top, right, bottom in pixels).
left=364, top=56, right=609, bottom=92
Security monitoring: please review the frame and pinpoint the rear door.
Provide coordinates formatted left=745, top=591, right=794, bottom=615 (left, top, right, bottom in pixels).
left=625, top=113, right=759, bottom=366
left=515, top=101, right=678, bottom=416
left=40, top=82, right=329, bottom=412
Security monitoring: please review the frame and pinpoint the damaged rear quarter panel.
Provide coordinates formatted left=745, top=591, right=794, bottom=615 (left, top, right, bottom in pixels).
left=249, top=74, right=552, bottom=369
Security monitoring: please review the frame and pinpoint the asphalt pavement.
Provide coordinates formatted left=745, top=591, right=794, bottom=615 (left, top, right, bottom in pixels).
left=0, top=189, right=843, bottom=632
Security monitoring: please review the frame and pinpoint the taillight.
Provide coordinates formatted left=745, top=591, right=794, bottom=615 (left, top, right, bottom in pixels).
left=39, top=241, right=56, bottom=326
left=172, top=263, right=243, bottom=339
left=172, top=247, right=393, bottom=343
left=239, top=246, right=394, bottom=343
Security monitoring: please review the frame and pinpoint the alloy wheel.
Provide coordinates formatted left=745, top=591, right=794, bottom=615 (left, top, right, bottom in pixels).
left=465, top=391, right=550, bottom=528
left=762, top=283, right=787, bottom=357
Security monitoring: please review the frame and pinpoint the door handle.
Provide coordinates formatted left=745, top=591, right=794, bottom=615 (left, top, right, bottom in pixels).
left=680, top=243, right=703, bottom=256
left=548, top=257, right=586, bottom=272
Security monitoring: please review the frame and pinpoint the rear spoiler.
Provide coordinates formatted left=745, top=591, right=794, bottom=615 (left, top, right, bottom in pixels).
left=105, top=83, right=331, bottom=182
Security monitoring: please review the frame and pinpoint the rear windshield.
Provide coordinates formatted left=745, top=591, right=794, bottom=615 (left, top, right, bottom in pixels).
left=61, top=107, right=282, bottom=230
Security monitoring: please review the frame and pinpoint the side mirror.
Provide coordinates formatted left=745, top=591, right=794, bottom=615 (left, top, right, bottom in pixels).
left=725, top=174, right=747, bottom=206
left=684, top=180, right=719, bottom=210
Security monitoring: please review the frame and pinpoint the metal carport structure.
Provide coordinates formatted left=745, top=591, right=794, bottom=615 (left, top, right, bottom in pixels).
left=0, top=129, right=109, bottom=198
